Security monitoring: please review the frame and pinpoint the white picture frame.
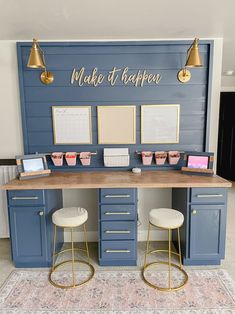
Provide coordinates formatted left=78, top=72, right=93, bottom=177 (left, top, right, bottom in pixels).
left=141, top=104, right=180, bottom=144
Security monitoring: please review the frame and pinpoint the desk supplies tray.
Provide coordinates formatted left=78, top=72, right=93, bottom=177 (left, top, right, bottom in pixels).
left=104, top=148, right=129, bottom=167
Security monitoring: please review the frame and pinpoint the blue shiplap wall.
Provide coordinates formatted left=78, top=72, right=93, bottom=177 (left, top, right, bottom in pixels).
left=17, top=41, right=213, bottom=171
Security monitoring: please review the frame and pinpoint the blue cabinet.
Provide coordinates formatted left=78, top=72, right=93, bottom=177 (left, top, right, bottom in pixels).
left=172, top=187, right=227, bottom=265
left=189, top=204, right=226, bottom=260
left=99, top=188, right=137, bottom=266
left=8, top=189, right=63, bottom=267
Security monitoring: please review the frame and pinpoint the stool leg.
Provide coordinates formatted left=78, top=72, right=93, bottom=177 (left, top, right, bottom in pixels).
left=52, top=225, right=57, bottom=271
left=177, top=227, right=182, bottom=268
left=83, top=223, right=90, bottom=264
left=71, top=227, right=75, bottom=287
left=144, top=222, right=151, bottom=267
left=168, top=228, right=172, bottom=290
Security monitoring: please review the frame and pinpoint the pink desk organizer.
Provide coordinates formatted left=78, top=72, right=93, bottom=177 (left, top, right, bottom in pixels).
left=155, top=151, right=167, bottom=165
left=65, top=152, right=77, bottom=166
left=168, top=151, right=180, bottom=165
left=51, top=152, right=63, bottom=166
left=79, top=152, right=91, bottom=166
left=141, top=151, right=153, bottom=165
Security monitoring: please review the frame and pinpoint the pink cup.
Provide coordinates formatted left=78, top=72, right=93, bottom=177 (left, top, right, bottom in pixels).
left=80, top=152, right=91, bottom=166
left=65, top=152, right=77, bottom=166
left=51, top=152, right=63, bottom=166
left=155, top=151, right=167, bottom=165
left=168, top=151, right=180, bottom=165
left=141, top=151, right=153, bottom=165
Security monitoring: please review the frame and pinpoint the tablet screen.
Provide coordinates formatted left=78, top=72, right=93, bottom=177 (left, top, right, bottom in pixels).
left=22, top=158, right=44, bottom=172
left=187, top=155, right=209, bottom=169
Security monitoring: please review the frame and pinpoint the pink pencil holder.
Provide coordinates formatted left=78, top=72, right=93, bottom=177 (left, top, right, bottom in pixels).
left=141, top=151, right=153, bottom=165
left=79, top=152, right=91, bottom=166
left=168, top=151, right=180, bottom=165
left=155, top=151, right=167, bottom=165
left=51, top=152, right=63, bottom=166
left=65, top=152, right=77, bottom=166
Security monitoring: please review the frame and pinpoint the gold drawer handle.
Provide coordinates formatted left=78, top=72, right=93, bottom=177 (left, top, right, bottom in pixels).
left=105, top=230, right=131, bottom=234
left=104, top=194, right=131, bottom=198
left=12, top=196, right=39, bottom=200
left=196, top=194, right=223, bottom=198
left=105, top=249, right=131, bottom=253
left=104, top=212, right=130, bottom=215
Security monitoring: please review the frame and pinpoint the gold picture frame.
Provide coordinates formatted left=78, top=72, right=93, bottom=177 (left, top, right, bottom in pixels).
left=97, top=106, right=136, bottom=144
left=141, top=104, right=180, bottom=144
left=52, top=106, right=92, bottom=145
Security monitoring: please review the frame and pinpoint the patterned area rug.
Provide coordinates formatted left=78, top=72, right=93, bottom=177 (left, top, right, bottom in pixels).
left=0, top=269, right=235, bottom=313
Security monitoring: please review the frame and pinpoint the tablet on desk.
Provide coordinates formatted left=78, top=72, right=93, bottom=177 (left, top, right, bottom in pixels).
left=16, top=154, right=51, bottom=180
left=181, top=152, right=214, bottom=176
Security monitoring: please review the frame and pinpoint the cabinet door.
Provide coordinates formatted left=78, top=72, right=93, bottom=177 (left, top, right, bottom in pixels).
left=189, top=204, right=226, bottom=260
left=9, top=206, right=47, bottom=266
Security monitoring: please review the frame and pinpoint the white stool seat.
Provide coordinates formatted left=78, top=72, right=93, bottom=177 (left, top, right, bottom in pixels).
left=52, top=207, right=88, bottom=227
left=149, top=208, right=184, bottom=229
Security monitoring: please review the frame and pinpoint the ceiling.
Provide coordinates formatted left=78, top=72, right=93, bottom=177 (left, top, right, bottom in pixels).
left=0, top=0, right=234, bottom=83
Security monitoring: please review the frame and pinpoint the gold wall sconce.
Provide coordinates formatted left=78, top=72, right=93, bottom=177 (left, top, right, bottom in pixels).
left=27, top=38, right=54, bottom=85
left=177, top=38, right=203, bottom=83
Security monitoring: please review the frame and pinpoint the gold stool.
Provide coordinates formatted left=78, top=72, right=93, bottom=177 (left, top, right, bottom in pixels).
left=142, top=208, right=188, bottom=292
left=49, top=207, right=95, bottom=289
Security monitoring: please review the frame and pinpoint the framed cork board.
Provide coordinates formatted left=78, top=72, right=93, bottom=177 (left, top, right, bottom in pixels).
left=97, top=106, right=136, bottom=144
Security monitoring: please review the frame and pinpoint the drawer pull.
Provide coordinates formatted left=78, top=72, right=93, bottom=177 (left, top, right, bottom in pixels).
left=11, top=196, right=39, bottom=200
left=196, top=194, right=223, bottom=198
left=105, top=249, right=131, bottom=253
left=192, top=209, right=197, bottom=215
left=38, top=211, right=44, bottom=216
left=104, top=212, right=130, bottom=215
left=104, top=194, right=130, bottom=198
left=105, top=230, right=131, bottom=234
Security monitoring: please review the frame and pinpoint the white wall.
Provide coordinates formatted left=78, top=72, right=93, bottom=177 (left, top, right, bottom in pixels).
left=0, top=39, right=224, bottom=242
left=0, top=41, right=23, bottom=158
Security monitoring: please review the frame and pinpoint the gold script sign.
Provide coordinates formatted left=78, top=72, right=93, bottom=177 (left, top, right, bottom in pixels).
left=71, top=67, right=162, bottom=87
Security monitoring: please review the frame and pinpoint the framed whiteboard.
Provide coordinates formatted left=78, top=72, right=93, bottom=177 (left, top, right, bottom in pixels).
left=52, top=106, right=92, bottom=144
left=141, top=104, right=180, bottom=143
left=97, top=106, right=136, bottom=144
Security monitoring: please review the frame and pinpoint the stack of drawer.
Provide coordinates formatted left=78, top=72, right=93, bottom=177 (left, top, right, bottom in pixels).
left=99, top=188, right=137, bottom=266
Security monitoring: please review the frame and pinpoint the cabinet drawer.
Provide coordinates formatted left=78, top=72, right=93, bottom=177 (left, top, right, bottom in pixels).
left=190, top=188, right=227, bottom=204
left=8, top=190, right=45, bottom=206
left=99, top=188, right=136, bottom=204
left=100, top=204, right=136, bottom=221
left=101, top=221, right=136, bottom=240
left=100, top=240, right=136, bottom=260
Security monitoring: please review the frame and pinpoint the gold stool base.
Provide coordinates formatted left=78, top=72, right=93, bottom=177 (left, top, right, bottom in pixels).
left=49, top=259, right=95, bottom=289
left=142, top=261, right=188, bottom=292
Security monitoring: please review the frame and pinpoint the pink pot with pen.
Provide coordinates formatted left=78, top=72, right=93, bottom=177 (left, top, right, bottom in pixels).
left=51, top=152, right=63, bottom=166
left=141, top=151, right=153, bottom=165
left=65, top=152, right=77, bottom=166
left=155, top=151, right=167, bottom=165
left=80, top=152, right=91, bottom=166
left=168, top=151, right=180, bottom=165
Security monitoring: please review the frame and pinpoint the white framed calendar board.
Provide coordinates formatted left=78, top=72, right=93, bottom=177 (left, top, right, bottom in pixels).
left=52, top=106, right=92, bottom=144
left=141, top=104, right=180, bottom=144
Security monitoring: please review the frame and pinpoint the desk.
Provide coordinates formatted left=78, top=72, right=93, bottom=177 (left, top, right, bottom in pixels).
left=2, top=170, right=231, bottom=190
left=2, top=171, right=232, bottom=267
